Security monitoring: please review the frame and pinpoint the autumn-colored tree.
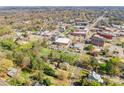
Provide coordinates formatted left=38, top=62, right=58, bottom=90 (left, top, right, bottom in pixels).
left=0, top=58, right=14, bottom=72
left=21, top=56, right=31, bottom=69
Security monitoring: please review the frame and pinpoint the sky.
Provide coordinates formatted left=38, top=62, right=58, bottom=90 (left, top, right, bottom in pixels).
left=0, top=0, right=123, bottom=6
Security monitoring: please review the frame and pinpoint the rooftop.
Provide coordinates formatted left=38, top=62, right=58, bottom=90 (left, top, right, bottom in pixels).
left=55, top=38, right=70, bottom=44
left=89, top=71, right=104, bottom=83
left=93, top=34, right=104, bottom=39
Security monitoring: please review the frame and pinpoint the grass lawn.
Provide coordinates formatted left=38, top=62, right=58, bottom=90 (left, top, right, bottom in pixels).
left=40, top=48, right=51, bottom=57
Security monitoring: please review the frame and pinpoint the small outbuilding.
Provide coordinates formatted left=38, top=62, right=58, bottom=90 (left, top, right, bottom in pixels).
left=88, top=71, right=104, bottom=83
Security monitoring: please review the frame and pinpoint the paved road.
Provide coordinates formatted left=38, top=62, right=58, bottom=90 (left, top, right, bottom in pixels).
left=0, top=78, right=9, bottom=86
left=85, top=14, right=105, bottom=39
left=78, top=14, right=106, bottom=57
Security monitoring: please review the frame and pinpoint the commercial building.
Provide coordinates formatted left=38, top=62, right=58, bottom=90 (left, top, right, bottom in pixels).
left=55, top=38, right=71, bottom=47
left=70, top=30, right=86, bottom=38
left=91, top=35, right=104, bottom=47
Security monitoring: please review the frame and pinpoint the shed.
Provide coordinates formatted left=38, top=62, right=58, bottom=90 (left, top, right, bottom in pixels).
left=88, top=71, right=104, bottom=83
left=7, top=68, right=19, bottom=77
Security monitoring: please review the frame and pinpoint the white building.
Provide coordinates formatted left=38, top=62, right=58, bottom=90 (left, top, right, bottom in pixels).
left=55, top=38, right=71, bottom=47
left=88, top=71, right=104, bottom=83
left=7, top=68, right=19, bottom=77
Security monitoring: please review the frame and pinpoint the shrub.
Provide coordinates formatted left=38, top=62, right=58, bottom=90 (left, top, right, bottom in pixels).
left=43, top=66, right=56, bottom=77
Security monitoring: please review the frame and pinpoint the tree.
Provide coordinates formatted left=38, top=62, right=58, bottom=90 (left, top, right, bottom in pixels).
left=106, top=57, right=121, bottom=76
left=0, top=38, right=16, bottom=50
left=21, top=56, right=31, bottom=69
left=91, top=57, right=99, bottom=72
left=0, top=25, right=12, bottom=36
left=31, top=57, right=43, bottom=70
left=43, top=66, right=56, bottom=77
left=13, top=51, right=25, bottom=66
left=0, top=58, right=14, bottom=72
left=31, top=70, right=44, bottom=82
left=57, top=71, right=68, bottom=80
left=103, top=78, right=118, bottom=86
left=80, top=54, right=92, bottom=69
left=101, top=48, right=109, bottom=56
left=90, top=80, right=101, bottom=86
left=41, top=38, right=48, bottom=48
left=99, top=63, right=107, bottom=74
left=8, top=74, right=30, bottom=86
left=75, top=77, right=91, bottom=86
left=84, top=44, right=94, bottom=52
left=59, top=51, right=79, bottom=65
left=43, top=78, right=52, bottom=86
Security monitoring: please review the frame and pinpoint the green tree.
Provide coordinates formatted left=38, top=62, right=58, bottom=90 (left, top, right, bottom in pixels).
left=0, top=38, right=16, bottom=50
left=99, top=63, right=107, bottom=74
left=0, top=25, right=12, bottom=36
left=80, top=54, right=92, bottom=70
left=84, top=44, right=94, bottom=52
left=43, top=78, right=52, bottom=86
left=90, top=80, right=101, bottom=86
left=106, top=57, right=121, bottom=76
left=43, top=66, right=56, bottom=77
left=91, top=57, right=99, bottom=72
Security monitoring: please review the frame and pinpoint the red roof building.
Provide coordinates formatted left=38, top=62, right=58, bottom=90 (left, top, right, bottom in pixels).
left=70, top=30, right=87, bottom=38
left=91, top=35, right=104, bottom=47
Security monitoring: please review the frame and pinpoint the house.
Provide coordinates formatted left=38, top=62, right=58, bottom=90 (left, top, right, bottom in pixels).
left=85, top=39, right=91, bottom=44
left=7, top=68, right=19, bottom=77
left=59, top=26, right=66, bottom=33
left=108, top=45, right=124, bottom=58
left=88, top=71, right=104, bottom=83
left=97, top=26, right=117, bottom=39
left=51, top=34, right=58, bottom=41
left=91, top=35, right=104, bottom=47
left=41, top=31, right=53, bottom=38
left=97, top=31, right=113, bottom=39
left=112, top=24, right=123, bottom=30
left=73, top=43, right=82, bottom=50
left=74, top=22, right=88, bottom=29
left=103, top=27, right=116, bottom=32
left=118, top=31, right=124, bottom=37
left=70, top=30, right=86, bottom=38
